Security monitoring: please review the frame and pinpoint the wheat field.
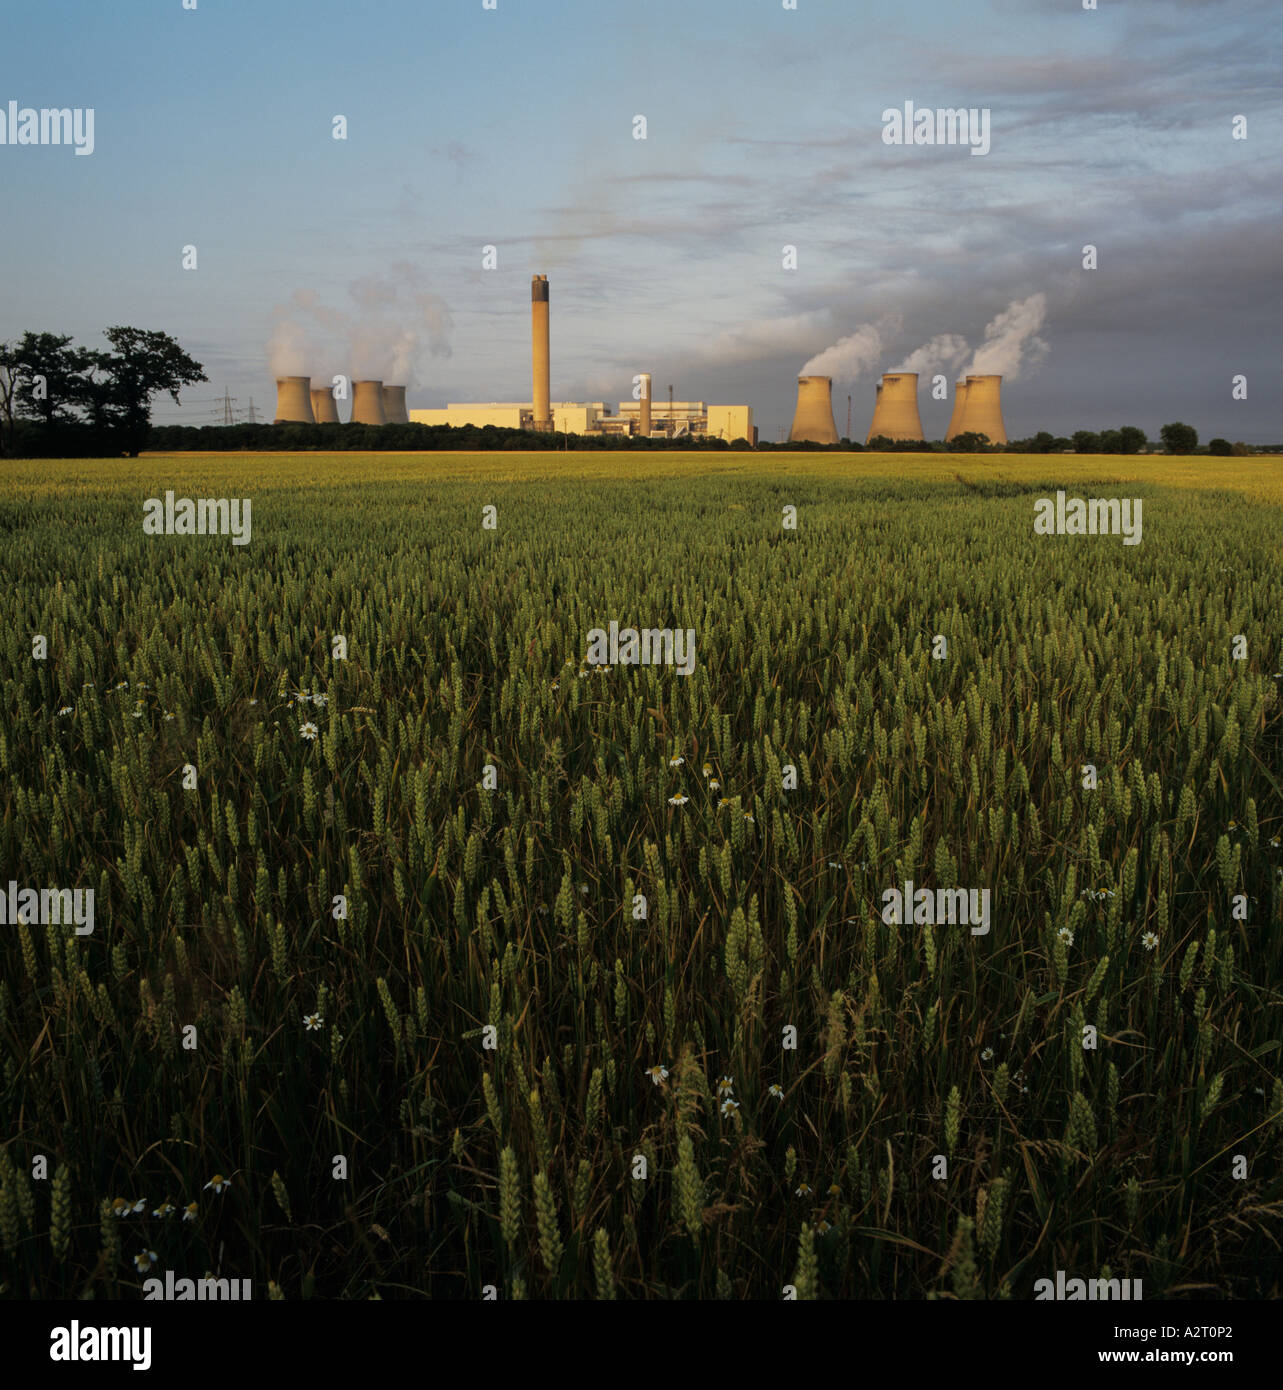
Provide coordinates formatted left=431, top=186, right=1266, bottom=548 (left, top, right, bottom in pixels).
left=1, top=451, right=1280, bottom=1299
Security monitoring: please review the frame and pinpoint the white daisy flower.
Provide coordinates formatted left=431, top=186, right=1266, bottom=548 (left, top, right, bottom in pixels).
left=720, top=1098, right=740, bottom=1116
left=646, top=1065, right=669, bottom=1085
left=312, top=693, right=327, bottom=706
left=163, top=711, right=175, bottom=721
left=152, top=1203, right=176, bottom=1218
left=204, top=1174, right=230, bottom=1194
left=299, top=722, right=319, bottom=741
left=795, top=1182, right=811, bottom=1198
left=828, top=861, right=842, bottom=869
left=708, top=779, right=720, bottom=792
left=768, top=1084, right=784, bottom=1100
left=183, top=1202, right=199, bottom=1222
left=130, top=1198, right=146, bottom=1214
left=303, top=1014, right=323, bottom=1032
left=133, top=1250, right=159, bottom=1274
left=58, top=706, right=74, bottom=716
left=981, top=1047, right=994, bottom=1061
left=669, top=755, right=684, bottom=767
left=668, top=794, right=689, bottom=807
left=1141, top=931, right=1159, bottom=951
left=1057, top=927, right=1074, bottom=946
left=702, top=763, right=712, bottom=778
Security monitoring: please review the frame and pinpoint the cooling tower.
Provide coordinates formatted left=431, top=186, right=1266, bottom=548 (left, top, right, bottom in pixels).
left=944, top=380, right=969, bottom=441
left=311, top=387, right=340, bottom=424
left=382, top=385, right=409, bottom=424
left=957, top=374, right=1007, bottom=445
left=531, top=274, right=551, bottom=432
left=638, top=373, right=652, bottom=436
left=788, top=375, right=839, bottom=445
left=865, top=372, right=924, bottom=444
left=274, top=376, right=315, bottom=425
left=351, top=379, right=387, bottom=426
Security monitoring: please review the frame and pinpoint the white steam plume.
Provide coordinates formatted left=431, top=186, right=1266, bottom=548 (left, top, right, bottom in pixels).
left=966, top=293, right=1048, bottom=381
left=267, top=264, right=454, bottom=388
left=894, top=333, right=970, bottom=376
left=801, top=314, right=901, bottom=380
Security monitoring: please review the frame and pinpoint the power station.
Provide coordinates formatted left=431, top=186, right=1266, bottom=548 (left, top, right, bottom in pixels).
left=788, top=376, right=839, bottom=444
left=866, top=372, right=924, bottom=443
left=274, top=376, right=315, bottom=425
left=944, top=379, right=969, bottom=441
left=408, top=275, right=754, bottom=441
left=311, top=386, right=340, bottom=424
left=272, top=278, right=1017, bottom=447
left=350, top=380, right=387, bottom=426
left=951, top=373, right=1007, bottom=444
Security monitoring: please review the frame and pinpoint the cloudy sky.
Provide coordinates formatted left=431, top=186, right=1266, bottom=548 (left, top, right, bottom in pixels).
left=3, top=0, right=1280, bottom=442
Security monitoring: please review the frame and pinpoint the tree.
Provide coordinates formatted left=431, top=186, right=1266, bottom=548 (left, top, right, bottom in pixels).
left=1051, top=437, right=1072, bottom=452
left=1231, top=441, right=1253, bottom=456
left=0, top=341, right=18, bottom=455
left=1117, top=425, right=1147, bottom=455
left=1207, top=437, right=1233, bottom=456
left=948, top=431, right=989, bottom=453
left=1072, top=430, right=1101, bottom=454
left=12, top=331, right=96, bottom=428
left=1160, top=421, right=1198, bottom=455
left=1098, top=429, right=1123, bottom=454
left=867, top=434, right=895, bottom=451
left=94, top=326, right=207, bottom=455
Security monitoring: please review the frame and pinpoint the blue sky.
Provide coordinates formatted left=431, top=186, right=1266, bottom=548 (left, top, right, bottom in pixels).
left=3, top=0, right=1280, bottom=441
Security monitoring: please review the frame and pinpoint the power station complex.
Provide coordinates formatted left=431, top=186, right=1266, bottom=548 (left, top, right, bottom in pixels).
left=274, top=275, right=1009, bottom=447
left=274, top=275, right=755, bottom=442
left=787, top=371, right=1008, bottom=446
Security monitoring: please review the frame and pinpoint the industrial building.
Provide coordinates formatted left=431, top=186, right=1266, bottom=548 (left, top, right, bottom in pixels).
left=408, top=397, right=751, bottom=441
left=407, top=275, right=754, bottom=441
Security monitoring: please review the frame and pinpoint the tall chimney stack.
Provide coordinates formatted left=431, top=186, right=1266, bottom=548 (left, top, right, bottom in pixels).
left=638, top=372, right=652, bottom=437
left=531, top=274, right=551, bottom=432
left=944, top=379, right=969, bottom=441
left=311, top=387, right=340, bottom=424
left=351, top=379, right=387, bottom=425
left=788, top=375, right=839, bottom=445
left=956, top=374, right=1007, bottom=445
left=382, top=385, right=409, bottom=424
left=865, top=372, right=924, bottom=444
left=274, top=376, right=316, bottom=424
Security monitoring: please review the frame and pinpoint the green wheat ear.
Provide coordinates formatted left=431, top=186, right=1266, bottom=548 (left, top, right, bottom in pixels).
left=498, top=1147, right=521, bottom=1250
left=792, top=1223, right=818, bottom=1300
left=532, top=1170, right=564, bottom=1277
left=50, top=1163, right=72, bottom=1261
left=592, top=1228, right=616, bottom=1300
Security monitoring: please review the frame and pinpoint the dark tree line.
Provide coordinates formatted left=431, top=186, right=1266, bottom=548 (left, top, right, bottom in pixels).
left=0, top=328, right=206, bottom=457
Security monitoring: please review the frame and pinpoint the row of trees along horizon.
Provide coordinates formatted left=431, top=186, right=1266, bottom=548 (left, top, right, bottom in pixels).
left=0, top=328, right=1262, bottom=458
